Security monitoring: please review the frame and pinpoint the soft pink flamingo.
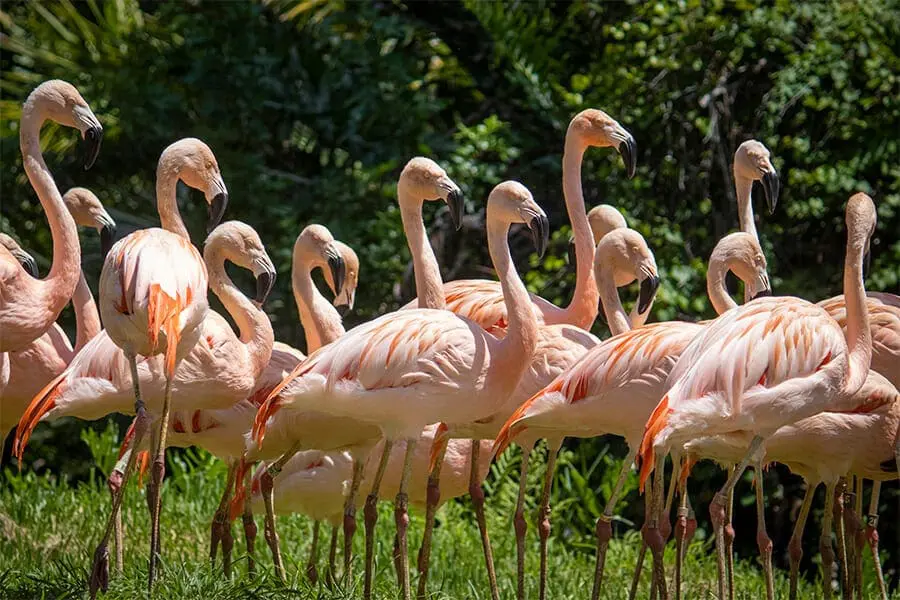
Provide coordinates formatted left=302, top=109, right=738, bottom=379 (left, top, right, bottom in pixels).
left=638, top=193, right=876, bottom=600
left=403, top=110, right=635, bottom=335
left=683, top=370, right=899, bottom=600
left=256, top=178, right=547, bottom=600
left=3, top=188, right=113, bottom=445
left=1, top=80, right=102, bottom=354
left=493, top=230, right=772, bottom=600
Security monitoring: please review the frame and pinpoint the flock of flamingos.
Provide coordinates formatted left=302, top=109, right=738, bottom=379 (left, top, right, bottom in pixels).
left=1, top=79, right=898, bottom=600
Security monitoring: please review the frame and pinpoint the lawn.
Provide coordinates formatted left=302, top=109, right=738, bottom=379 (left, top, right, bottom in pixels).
left=1, top=438, right=895, bottom=600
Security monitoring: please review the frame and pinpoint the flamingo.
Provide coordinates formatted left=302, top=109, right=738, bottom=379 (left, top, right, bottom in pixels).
left=403, top=110, right=635, bottom=335
left=419, top=215, right=658, bottom=600
left=493, top=230, right=772, bottom=600
left=3, top=188, right=114, bottom=446
left=683, top=370, right=899, bottom=600
left=1, top=80, right=102, bottom=354
left=638, top=192, right=876, bottom=600
left=256, top=178, right=547, bottom=600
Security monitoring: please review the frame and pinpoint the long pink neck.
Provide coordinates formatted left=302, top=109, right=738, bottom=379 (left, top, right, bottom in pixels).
left=734, top=175, right=758, bottom=303
left=560, top=136, right=599, bottom=328
left=488, top=218, right=538, bottom=381
left=840, top=228, right=872, bottom=397
left=72, top=271, right=101, bottom=351
left=206, top=251, right=274, bottom=380
left=292, top=261, right=344, bottom=353
left=597, top=269, right=631, bottom=336
left=399, top=184, right=446, bottom=310
left=155, top=161, right=190, bottom=239
left=19, top=100, right=81, bottom=312
left=705, top=260, right=738, bottom=315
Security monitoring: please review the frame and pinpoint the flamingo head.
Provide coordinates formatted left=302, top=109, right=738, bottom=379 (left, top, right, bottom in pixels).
left=568, top=109, right=637, bottom=178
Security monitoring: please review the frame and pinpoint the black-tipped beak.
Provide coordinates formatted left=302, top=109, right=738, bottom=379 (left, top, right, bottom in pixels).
left=255, top=270, right=276, bottom=305
left=618, top=134, right=637, bottom=179
left=567, top=238, right=577, bottom=269
left=100, top=223, right=116, bottom=259
left=528, top=215, right=550, bottom=259
left=335, top=303, right=351, bottom=318
left=750, top=288, right=772, bottom=301
left=445, top=188, right=464, bottom=231
left=328, top=253, right=346, bottom=299
left=761, top=171, right=779, bottom=214
left=637, top=275, right=660, bottom=314
left=18, top=252, right=39, bottom=278
left=207, top=193, right=228, bottom=233
left=82, top=126, right=103, bottom=171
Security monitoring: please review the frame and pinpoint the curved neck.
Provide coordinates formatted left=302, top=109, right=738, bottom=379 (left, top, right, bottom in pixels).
left=292, top=262, right=344, bottom=353
left=73, top=271, right=102, bottom=351
left=206, top=251, right=274, bottom=379
left=19, top=101, right=81, bottom=308
left=597, top=269, right=631, bottom=336
left=488, top=219, right=538, bottom=370
left=840, top=233, right=872, bottom=396
left=561, top=137, right=599, bottom=328
left=155, top=162, right=190, bottom=239
left=706, top=259, right=738, bottom=315
left=399, top=185, right=446, bottom=310
left=735, top=175, right=758, bottom=243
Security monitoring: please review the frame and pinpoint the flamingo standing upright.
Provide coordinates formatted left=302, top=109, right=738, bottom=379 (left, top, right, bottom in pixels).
left=493, top=230, right=773, bottom=600
left=3, top=188, right=114, bottom=445
left=638, top=192, right=877, bottom=600
left=256, top=179, right=547, bottom=600
left=1, top=81, right=102, bottom=355
left=403, top=110, right=635, bottom=335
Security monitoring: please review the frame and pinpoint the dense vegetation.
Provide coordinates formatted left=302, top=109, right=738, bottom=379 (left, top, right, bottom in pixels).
left=2, top=0, right=898, bottom=593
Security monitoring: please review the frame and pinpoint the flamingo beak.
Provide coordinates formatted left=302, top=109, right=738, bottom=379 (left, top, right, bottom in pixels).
left=637, top=275, right=660, bottom=315
left=100, top=223, right=116, bottom=260
left=445, top=187, right=464, bottom=231
left=15, top=249, right=39, bottom=278
left=327, top=252, right=346, bottom=301
left=528, top=215, right=550, bottom=259
left=82, top=125, right=103, bottom=171
left=617, top=133, right=637, bottom=179
left=761, top=171, right=779, bottom=214
left=207, top=192, right=228, bottom=233
left=255, top=269, right=276, bottom=305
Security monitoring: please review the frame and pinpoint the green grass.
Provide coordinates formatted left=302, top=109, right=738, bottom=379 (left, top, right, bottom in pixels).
left=1, top=448, right=895, bottom=600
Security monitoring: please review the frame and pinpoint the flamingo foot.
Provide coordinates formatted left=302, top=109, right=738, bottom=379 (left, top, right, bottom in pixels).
left=89, top=542, right=110, bottom=599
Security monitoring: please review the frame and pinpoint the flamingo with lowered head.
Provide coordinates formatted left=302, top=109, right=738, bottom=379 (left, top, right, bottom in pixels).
left=403, top=110, right=635, bottom=335
left=638, top=192, right=877, bottom=600
left=257, top=177, right=547, bottom=600
left=1, top=80, right=102, bottom=353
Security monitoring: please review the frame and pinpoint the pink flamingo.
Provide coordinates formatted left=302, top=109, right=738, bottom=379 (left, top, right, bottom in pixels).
left=683, top=370, right=899, bottom=600
left=3, top=188, right=113, bottom=445
left=493, top=230, right=772, bottom=600
left=638, top=192, right=876, bottom=600
left=403, top=110, right=635, bottom=335
left=256, top=178, right=547, bottom=600
left=1, top=80, right=102, bottom=354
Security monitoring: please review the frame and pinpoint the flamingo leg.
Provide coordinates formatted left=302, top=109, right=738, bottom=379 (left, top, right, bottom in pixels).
left=262, top=443, right=302, bottom=582
left=627, top=486, right=651, bottom=600
left=416, top=434, right=448, bottom=600
left=646, top=449, right=669, bottom=600
left=674, top=479, right=690, bottom=600
left=865, top=481, right=887, bottom=600
left=592, top=447, right=637, bottom=600
left=724, top=465, right=736, bottom=600
left=395, top=438, right=418, bottom=600
left=305, top=520, right=320, bottom=584
left=148, top=375, right=175, bottom=591
left=833, top=478, right=850, bottom=600
left=364, top=439, right=393, bottom=600
left=327, top=523, right=338, bottom=586
left=753, top=459, right=774, bottom=600
left=710, top=436, right=764, bottom=600
left=821, top=481, right=837, bottom=600
left=108, top=446, right=131, bottom=575
left=537, top=439, right=561, bottom=600
left=850, top=477, right=864, bottom=599
left=210, top=461, right=237, bottom=571
left=470, top=439, right=500, bottom=600
left=514, top=444, right=533, bottom=600
left=241, top=467, right=257, bottom=576
left=343, top=457, right=365, bottom=579
left=89, top=354, right=149, bottom=599
left=393, top=533, right=403, bottom=588
left=788, top=481, right=817, bottom=600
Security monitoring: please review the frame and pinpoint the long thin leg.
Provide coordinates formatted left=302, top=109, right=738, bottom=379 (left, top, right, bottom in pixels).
left=710, top=436, right=765, bottom=600
left=538, top=439, right=561, bottom=600
left=821, top=481, right=837, bottom=600
left=674, top=480, right=689, bottom=600
left=865, top=481, right=887, bottom=600
left=327, top=524, right=338, bottom=586
left=514, top=444, right=532, bottom=600
left=108, top=446, right=131, bottom=575
left=724, top=465, right=736, bottom=600
left=592, top=448, right=637, bottom=600
left=241, top=467, right=257, bottom=576
left=469, top=439, right=500, bottom=600
left=850, top=477, right=864, bottom=600
left=393, top=533, right=403, bottom=588
left=343, top=457, right=365, bottom=579
left=262, top=443, right=303, bottom=582
left=211, top=461, right=237, bottom=571
left=627, top=484, right=651, bottom=600
left=789, top=481, right=817, bottom=600
left=753, top=459, right=774, bottom=600
left=646, top=449, right=668, bottom=600
left=833, top=478, right=850, bottom=600
left=148, top=375, right=175, bottom=591
left=89, top=354, right=149, bottom=599
left=305, top=520, right=321, bottom=584
left=416, top=434, right=448, bottom=600
left=364, top=439, right=393, bottom=600
left=395, top=438, right=418, bottom=600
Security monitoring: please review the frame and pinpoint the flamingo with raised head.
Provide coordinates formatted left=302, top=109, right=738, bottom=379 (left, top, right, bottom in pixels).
left=638, top=193, right=876, bottom=600
left=1, top=80, right=102, bottom=354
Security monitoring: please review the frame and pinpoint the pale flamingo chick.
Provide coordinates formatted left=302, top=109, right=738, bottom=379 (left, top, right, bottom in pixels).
left=405, top=110, right=636, bottom=335
left=638, top=193, right=877, bottom=600
left=683, top=370, right=899, bottom=600
left=494, top=230, right=772, bottom=600
left=3, top=188, right=114, bottom=446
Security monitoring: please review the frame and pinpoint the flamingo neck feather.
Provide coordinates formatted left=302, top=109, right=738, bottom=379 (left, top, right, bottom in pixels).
left=706, top=259, right=738, bottom=315
left=73, top=271, right=101, bottom=351
left=292, top=259, right=344, bottom=353
left=155, top=158, right=190, bottom=240
left=840, top=226, right=872, bottom=397
left=399, top=184, right=445, bottom=310
left=561, top=135, right=598, bottom=327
